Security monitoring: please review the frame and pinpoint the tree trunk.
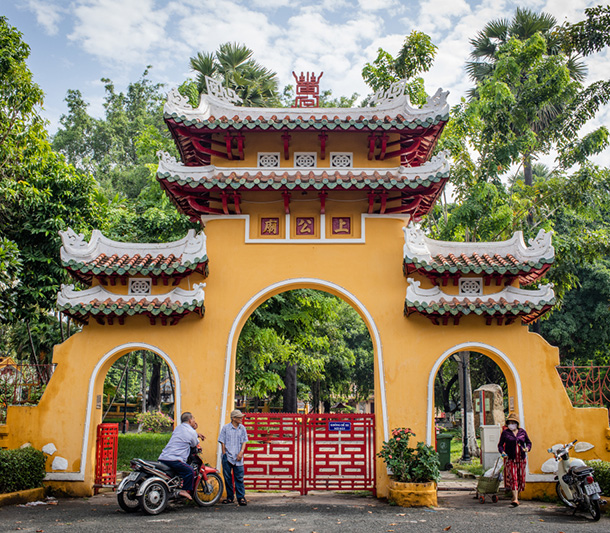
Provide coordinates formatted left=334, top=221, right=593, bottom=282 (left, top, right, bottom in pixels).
left=312, top=379, right=321, bottom=414
left=282, top=363, right=298, bottom=413
left=147, top=359, right=161, bottom=411
left=140, top=351, right=147, bottom=414
left=457, top=351, right=479, bottom=458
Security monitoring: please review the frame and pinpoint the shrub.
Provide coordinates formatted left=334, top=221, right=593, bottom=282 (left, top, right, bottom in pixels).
left=0, top=447, right=46, bottom=493
left=135, top=410, right=174, bottom=433
left=586, top=460, right=610, bottom=496
left=378, top=427, right=440, bottom=483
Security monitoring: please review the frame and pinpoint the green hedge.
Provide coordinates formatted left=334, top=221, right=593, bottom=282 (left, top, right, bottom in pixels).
left=586, top=460, right=610, bottom=496
left=0, top=447, right=46, bottom=494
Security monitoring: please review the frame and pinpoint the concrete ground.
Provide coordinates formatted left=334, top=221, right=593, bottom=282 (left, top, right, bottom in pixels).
left=0, top=479, right=608, bottom=533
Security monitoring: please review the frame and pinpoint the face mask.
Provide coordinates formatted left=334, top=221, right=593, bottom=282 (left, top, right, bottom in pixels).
left=508, top=423, right=518, bottom=431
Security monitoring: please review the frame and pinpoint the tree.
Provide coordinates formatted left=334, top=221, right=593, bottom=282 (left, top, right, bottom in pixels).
left=189, top=43, right=280, bottom=107
left=0, top=17, right=106, bottom=365
left=362, top=31, right=437, bottom=105
left=236, top=290, right=373, bottom=412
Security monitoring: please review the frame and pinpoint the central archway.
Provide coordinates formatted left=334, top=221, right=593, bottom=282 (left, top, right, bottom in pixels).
left=218, top=277, right=389, bottom=467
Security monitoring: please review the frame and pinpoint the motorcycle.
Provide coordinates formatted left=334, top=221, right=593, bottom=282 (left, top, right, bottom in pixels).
left=117, top=445, right=224, bottom=515
left=547, top=439, right=605, bottom=521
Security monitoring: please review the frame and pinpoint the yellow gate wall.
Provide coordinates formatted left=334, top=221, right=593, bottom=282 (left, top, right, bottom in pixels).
left=4, top=216, right=610, bottom=497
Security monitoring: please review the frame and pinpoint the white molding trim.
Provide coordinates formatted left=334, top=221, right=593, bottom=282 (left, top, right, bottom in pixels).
left=426, top=342, right=524, bottom=446
left=45, top=343, right=181, bottom=482
left=218, top=278, right=389, bottom=468
left=423, top=342, right=556, bottom=480
left=201, top=213, right=410, bottom=244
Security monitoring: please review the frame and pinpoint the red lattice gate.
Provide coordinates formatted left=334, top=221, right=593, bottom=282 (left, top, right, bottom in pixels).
left=243, top=413, right=376, bottom=495
left=94, top=423, right=119, bottom=494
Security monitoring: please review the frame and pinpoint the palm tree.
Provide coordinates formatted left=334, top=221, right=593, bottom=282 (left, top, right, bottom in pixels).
left=190, top=43, right=279, bottom=107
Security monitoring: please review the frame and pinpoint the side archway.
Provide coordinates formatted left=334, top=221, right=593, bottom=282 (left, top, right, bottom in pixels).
left=46, top=342, right=181, bottom=482
left=218, top=277, right=389, bottom=465
left=426, top=341, right=525, bottom=446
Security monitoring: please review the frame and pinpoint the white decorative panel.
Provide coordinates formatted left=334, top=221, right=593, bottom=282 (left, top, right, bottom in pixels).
left=330, top=152, right=353, bottom=168
left=459, top=278, right=483, bottom=296
left=294, top=152, right=317, bottom=168
left=258, top=152, right=280, bottom=168
left=129, top=278, right=152, bottom=296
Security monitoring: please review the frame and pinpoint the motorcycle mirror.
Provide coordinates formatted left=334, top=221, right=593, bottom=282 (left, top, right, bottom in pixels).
left=574, top=441, right=594, bottom=453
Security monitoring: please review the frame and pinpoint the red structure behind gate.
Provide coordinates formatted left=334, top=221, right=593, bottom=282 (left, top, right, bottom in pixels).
left=243, top=413, right=375, bottom=495
left=94, top=423, right=119, bottom=494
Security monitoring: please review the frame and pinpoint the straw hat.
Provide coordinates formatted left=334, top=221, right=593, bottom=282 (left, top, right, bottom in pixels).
left=230, top=409, right=244, bottom=419
left=506, top=412, right=520, bottom=425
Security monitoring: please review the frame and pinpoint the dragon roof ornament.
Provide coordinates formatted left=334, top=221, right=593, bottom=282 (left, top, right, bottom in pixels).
left=406, top=278, right=555, bottom=307
left=59, top=228, right=207, bottom=265
left=205, top=75, right=242, bottom=105
left=164, top=85, right=450, bottom=123
left=403, top=226, right=554, bottom=262
left=156, top=149, right=451, bottom=185
left=370, top=79, right=408, bottom=107
left=57, top=283, right=205, bottom=309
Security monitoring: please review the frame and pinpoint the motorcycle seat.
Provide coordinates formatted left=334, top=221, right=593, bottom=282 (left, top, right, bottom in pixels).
left=139, top=459, right=174, bottom=473
left=570, top=465, right=593, bottom=475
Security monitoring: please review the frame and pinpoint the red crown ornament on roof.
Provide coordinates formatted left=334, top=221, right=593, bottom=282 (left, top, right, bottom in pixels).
left=292, top=71, right=323, bottom=108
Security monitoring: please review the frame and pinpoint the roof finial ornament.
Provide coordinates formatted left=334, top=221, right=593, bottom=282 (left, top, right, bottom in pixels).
left=205, top=76, right=242, bottom=105
left=292, top=71, right=323, bottom=108
left=167, top=88, right=193, bottom=110
left=370, top=79, right=407, bottom=107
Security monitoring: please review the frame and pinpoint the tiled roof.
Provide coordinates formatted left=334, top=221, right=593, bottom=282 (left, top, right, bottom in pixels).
left=404, top=278, right=556, bottom=325
left=163, top=87, right=450, bottom=131
left=156, top=152, right=451, bottom=191
left=57, top=284, right=205, bottom=326
left=403, top=226, right=554, bottom=286
left=60, top=229, right=208, bottom=285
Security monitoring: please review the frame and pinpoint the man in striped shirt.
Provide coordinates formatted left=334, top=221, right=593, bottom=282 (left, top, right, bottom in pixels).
left=219, top=409, right=249, bottom=506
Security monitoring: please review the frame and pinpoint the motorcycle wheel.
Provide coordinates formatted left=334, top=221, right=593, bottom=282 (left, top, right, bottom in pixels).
left=587, top=498, right=601, bottom=522
left=193, top=472, right=223, bottom=507
left=138, top=481, right=168, bottom=515
left=117, top=488, right=140, bottom=513
left=556, top=482, right=576, bottom=509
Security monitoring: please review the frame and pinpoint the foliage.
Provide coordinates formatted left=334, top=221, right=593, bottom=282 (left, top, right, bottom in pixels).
left=53, top=69, right=197, bottom=244
left=0, top=237, right=21, bottom=323
left=135, top=410, right=174, bottom=433
left=362, top=31, right=436, bottom=106
left=189, top=42, right=280, bottom=107
left=378, top=428, right=440, bottom=483
left=117, top=433, right=171, bottom=471
left=0, top=446, right=46, bottom=493
left=559, top=5, right=610, bottom=57
left=236, top=290, right=373, bottom=411
left=586, top=460, right=610, bottom=496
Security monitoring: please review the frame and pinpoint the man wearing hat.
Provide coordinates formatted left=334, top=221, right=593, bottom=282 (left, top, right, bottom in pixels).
left=498, top=412, right=532, bottom=507
left=219, top=409, right=249, bottom=505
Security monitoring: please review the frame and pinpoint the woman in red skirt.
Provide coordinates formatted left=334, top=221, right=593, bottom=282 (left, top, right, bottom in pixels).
left=498, top=412, right=532, bottom=507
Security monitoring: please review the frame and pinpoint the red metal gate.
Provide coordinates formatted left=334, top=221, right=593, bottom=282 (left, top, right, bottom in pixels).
left=243, top=413, right=375, bottom=495
left=94, top=423, right=119, bottom=494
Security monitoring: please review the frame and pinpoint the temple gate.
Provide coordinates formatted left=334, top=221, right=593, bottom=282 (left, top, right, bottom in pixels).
left=2, top=76, right=609, bottom=498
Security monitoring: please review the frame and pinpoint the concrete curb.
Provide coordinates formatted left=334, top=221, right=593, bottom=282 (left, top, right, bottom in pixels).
left=0, top=486, right=48, bottom=507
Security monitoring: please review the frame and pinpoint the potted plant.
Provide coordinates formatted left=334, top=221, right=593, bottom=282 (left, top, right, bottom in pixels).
left=378, top=427, right=441, bottom=507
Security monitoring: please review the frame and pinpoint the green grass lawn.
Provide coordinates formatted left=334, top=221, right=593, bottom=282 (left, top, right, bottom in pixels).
left=117, top=432, right=171, bottom=471
left=447, top=432, right=485, bottom=476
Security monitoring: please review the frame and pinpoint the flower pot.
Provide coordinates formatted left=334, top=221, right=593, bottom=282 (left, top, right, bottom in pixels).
left=388, top=479, right=437, bottom=507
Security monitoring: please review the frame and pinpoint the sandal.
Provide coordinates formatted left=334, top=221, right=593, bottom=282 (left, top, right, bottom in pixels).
left=238, top=498, right=248, bottom=506
left=221, top=498, right=234, bottom=504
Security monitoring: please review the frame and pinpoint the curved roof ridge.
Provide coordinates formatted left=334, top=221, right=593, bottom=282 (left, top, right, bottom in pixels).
left=403, top=224, right=554, bottom=263
left=156, top=151, right=451, bottom=185
left=164, top=86, right=450, bottom=124
left=59, top=228, right=207, bottom=265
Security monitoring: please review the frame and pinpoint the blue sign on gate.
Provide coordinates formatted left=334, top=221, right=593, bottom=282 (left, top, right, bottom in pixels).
left=328, top=421, right=351, bottom=432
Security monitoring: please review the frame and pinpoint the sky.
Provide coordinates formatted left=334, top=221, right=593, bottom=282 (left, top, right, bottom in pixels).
left=3, top=0, right=609, bottom=166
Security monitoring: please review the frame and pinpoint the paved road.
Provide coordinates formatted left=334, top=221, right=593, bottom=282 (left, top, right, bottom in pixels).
left=0, top=490, right=607, bottom=533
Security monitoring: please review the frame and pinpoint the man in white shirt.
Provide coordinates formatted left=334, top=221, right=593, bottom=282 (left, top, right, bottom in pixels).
left=159, top=411, right=205, bottom=499
left=218, top=409, right=249, bottom=505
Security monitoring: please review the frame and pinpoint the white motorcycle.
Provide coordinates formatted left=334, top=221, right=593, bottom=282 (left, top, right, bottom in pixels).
left=546, top=440, right=605, bottom=521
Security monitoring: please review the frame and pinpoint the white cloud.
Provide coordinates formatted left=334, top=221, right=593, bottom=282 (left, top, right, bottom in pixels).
left=24, top=0, right=63, bottom=35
